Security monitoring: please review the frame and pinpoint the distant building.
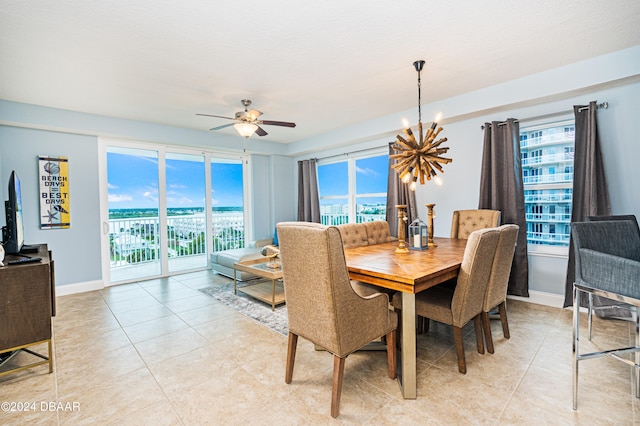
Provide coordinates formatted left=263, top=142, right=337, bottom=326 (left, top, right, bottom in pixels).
left=112, top=235, right=153, bottom=257
left=520, top=122, right=574, bottom=246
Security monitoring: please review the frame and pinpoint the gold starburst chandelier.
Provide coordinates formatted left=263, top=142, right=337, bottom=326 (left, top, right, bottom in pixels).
left=390, top=60, right=452, bottom=191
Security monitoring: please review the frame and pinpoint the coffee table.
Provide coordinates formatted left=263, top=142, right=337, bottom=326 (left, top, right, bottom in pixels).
left=233, top=258, right=285, bottom=311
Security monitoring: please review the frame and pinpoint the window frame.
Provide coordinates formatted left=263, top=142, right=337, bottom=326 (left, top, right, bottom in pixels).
left=519, top=117, right=575, bottom=257
left=317, top=148, right=388, bottom=225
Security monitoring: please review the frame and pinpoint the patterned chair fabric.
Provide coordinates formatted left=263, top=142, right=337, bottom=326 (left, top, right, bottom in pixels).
left=336, top=221, right=394, bottom=297
left=481, top=224, right=519, bottom=354
left=276, top=221, right=397, bottom=417
left=450, top=209, right=501, bottom=239
left=364, top=221, right=393, bottom=245
left=393, top=227, right=501, bottom=374
left=337, top=223, right=369, bottom=249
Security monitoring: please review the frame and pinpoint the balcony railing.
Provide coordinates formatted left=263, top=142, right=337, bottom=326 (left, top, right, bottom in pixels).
left=527, top=231, right=570, bottom=246
left=523, top=173, right=573, bottom=184
left=320, top=212, right=386, bottom=226
left=524, top=193, right=572, bottom=203
left=109, top=213, right=245, bottom=270
left=521, top=153, right=574, bottom=166
left=525, top=213, right=571, bottom=223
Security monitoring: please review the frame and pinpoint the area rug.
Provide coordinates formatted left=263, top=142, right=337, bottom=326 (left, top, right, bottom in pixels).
left=199, top=282, right=288, bottom=336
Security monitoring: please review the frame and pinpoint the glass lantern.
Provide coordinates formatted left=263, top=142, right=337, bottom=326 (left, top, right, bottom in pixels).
left=408, top=218, right=429, bottom=250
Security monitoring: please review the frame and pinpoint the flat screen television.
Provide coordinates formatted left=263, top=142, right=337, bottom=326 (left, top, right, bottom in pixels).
left=2, top=170, right=25, bottom=254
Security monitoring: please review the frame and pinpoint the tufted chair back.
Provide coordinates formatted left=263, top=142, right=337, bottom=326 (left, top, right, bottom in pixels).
left=364, top=221, right=393, bottom=245
left=451, top=209, right=501, bottom=239
left=337, top=223, right=369, bottom=248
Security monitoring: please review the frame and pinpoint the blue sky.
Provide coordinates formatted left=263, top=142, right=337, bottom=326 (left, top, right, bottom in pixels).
left=107, top=152, right=388, bottom=209
left=107, top=152, right=243, bottom=209
left=318, top=155, right=388, bottom=204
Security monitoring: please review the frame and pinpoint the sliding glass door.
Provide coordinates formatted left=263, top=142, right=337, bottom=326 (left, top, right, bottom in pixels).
left=106, top=147, right=162, bottom=282
left=166, top=152, right=207, bottom=273
left=211, top=158, right=245, bottom=251
left=101, top=141, right=249, bottom=284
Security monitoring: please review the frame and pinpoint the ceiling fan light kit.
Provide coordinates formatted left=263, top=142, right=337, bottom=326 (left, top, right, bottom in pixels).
left=197, top=99, right=296, bottom=141
left=234, top=122, right=258, bottom=138
left=390, top=60, right=452, bottom=191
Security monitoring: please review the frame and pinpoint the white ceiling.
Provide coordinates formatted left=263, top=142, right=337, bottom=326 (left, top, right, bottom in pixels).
left=2, top=0, right=640, bottom=144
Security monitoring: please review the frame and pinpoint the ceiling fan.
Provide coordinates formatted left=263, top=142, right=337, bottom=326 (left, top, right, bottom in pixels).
left=196, top=99, right=296, bottom=138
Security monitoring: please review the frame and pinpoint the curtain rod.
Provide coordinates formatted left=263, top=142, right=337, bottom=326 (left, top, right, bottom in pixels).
left=480, top=101, right=608, bottom=130
left=314, top=145, right=387, bottom=162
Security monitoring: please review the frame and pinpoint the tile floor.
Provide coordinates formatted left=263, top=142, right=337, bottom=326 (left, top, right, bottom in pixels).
left=1, top=270, right=639, bottom=425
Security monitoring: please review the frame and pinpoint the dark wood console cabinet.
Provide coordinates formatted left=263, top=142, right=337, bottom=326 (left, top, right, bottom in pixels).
left=0, top=244, right=55, bottom=377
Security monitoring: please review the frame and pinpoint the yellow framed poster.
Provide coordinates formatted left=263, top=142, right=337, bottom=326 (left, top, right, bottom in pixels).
left=39, top=156, right=70, bottom=229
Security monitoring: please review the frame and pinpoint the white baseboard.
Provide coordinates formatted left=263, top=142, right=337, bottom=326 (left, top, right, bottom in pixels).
left=55, top=280, right=104, bottom=297
left=508, top=289, right=565, bottom=308
left=54, top=277, right=567, bottom=312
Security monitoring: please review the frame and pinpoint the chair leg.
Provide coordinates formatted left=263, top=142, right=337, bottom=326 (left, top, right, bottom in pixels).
left=498, top=301, right=510, bottom=339
left=417, top=315, right=424, bottom=334
left=481, top=311, right=494, bottom=354
left=453, top=326, right=467, bottom=374
left=424, top=318, right=430, bottom=333
left=572, top=285, right=580, bottom=410
left=588, top=292, right=593, bottom=341
left=285, top=332, right=298, bottom=384
left=473, top=315, right=485, bottom=354
left=635, top=307, right=640, bottom=398
left=331, top=355, right=346, bottom=418
left=386, top=330, right=397, bottom=379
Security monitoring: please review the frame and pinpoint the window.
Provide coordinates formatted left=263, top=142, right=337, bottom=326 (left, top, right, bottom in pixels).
left=318, top=153, right=388, bottom=225
left=520, top=120, right=575, bottom=247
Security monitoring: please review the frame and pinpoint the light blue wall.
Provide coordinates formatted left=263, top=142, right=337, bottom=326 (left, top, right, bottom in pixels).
left=1, top=46, right=638, bottom=301
left=0, top=106, right=296, bottom=289
left=288, top=47, right=640, bottom=302
left=0, top=126, right=101, bottom=285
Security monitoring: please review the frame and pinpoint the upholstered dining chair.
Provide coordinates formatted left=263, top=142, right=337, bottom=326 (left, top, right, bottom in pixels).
left=392, top=227, right=500, bottom=374
left=571, top=220, right=640, bottom=409
left=345, top=221, right=396, bottom=298
left=584, top=215, right=640, bottom=338
left=450, top=209, right=501, bottom=239
left=276, top=221, right=397, bottom=418
left=481, top=224, right=519, bottom=354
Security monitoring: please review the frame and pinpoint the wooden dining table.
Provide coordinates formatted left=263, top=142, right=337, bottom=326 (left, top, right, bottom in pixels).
left=343, top=237, right=468, bottom=399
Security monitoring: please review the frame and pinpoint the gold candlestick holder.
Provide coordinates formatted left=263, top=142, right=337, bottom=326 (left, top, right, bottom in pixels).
left=426, top=203, right=437, bottom=247
left=395, top=204, right=410, bottom=254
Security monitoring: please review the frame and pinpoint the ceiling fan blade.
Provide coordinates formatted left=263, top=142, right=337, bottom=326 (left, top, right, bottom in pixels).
left=246, top=109, right=263, bottom=121
left=255, top=126, right=268, bottom=137
left=261, top=120, right=296, bottom=128
left=209, top=123, right=235, bottom=131
left=196, top=113, right=235, bottom=120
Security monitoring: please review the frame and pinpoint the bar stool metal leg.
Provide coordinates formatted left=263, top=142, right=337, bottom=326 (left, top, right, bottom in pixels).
left=633, top=306, right=640, bottom=398
left=588, top=292, right=593, bottom=341
left=573, top=285, right=580, bottom=410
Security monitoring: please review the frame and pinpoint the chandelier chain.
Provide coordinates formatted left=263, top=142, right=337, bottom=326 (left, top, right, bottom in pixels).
left=417, top=68, right=422, bottom=124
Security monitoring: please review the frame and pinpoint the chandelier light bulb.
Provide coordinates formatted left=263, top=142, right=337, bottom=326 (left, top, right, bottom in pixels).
left=401, top=167, right=413, bottom=183
left=409, top=176, right=418, bottom=191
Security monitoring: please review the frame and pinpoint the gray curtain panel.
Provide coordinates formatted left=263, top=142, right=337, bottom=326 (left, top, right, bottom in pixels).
left=297, top=159, right=321, bottom=223
left=479, top=119, right=529, bottom=297
left=563, top=101, right=611, bottom=308
left=385, top=143, right=417, bottom=238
